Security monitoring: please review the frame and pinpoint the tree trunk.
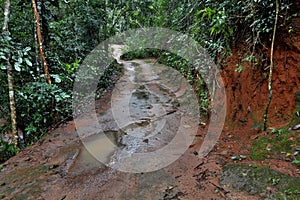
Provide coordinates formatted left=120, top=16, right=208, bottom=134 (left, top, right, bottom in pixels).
left=2, top=0, right=18, bottom=148
left=31, top=0, right=51, bottom=84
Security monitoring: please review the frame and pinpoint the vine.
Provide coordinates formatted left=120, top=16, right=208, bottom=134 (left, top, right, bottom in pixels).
left=263, top=0, right=279, bottom=131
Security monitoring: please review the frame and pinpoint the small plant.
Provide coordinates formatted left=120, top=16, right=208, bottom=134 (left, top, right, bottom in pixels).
left=0, top=140, right=19, bottom=163
left=235, top=64, right=243, bottom=73
left=269, top=177, right=280, bottom=185
left=0, top=193, right=5, bottom=199
left=270, top=127, right=284, bottom=136
left=243, top=55, right=258, bottom=65
left=284, top=189, right=300, bottom=195
left=292, top=159, right=300, bottom=165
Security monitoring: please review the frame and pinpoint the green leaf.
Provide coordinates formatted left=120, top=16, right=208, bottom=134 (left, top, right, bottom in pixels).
left=293, top=159, right=300, bottom=165
left=52, top=74, right=62, bottom=83
left=210, top=27, right=215, bottom=35
left=14, top=63, right=21, bottom=71
left=24, top=47, right=31, bottom=52
left=25, top=58, right=33, bottom=67
left=235, top=65, right=243, bottom=73
left=0, top=64, right=6, bottom=70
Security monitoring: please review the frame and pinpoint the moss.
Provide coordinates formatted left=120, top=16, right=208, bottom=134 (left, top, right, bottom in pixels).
left=0, top=165, right=48, bottom=199
left=289, top=90, right=300, bottom=126
left=220, top=164, right=300, bottom=199
left=144, top=60, right=155, bottom=63
left=250, top=135, right=270, bottom=160
left=250, top=128, right=299, bottom=161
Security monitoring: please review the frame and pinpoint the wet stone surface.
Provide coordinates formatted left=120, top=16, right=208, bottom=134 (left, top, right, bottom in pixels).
left=77, top=47, right=198, bottom=173
left=220, top=164, right=300, bottom=199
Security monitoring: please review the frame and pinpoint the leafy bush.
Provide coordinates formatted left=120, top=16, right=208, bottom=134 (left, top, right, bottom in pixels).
left=16, top=82, right=71, bottom=145
left=0, top=139, right=17, bottom=163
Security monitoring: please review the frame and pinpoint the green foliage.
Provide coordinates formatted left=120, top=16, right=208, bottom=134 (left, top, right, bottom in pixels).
left=16, top=82, right=71, bottom=145
left=0, top=139, right=18, bottom=163
left=0, top=193, right=5, bottom=199
left=96, top=60, right=124, bottom=98
left=120, top=48, right=161, bottom=61
left=235, top=64, right=243, bottom=73
left=199, top=7, right=233, bottom=40
left=284, top=189, right=300, bottom=195
left=293, top=159, right=300, bottom=165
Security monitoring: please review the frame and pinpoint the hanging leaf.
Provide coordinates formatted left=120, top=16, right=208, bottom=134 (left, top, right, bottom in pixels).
left=24, top=47, right=31, bottom=52
left=52, top=74, right=62, bottom=83
left=25, top=58, right=33, bottom=66
left=18, top=57, right=23, bottom=64
left=0, top=64, right=7, bottom=70
left=14, top=62, right=21, bottom=71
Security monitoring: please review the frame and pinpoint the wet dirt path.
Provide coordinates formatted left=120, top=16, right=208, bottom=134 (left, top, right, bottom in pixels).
left=0, top=45, right=258, bottom=200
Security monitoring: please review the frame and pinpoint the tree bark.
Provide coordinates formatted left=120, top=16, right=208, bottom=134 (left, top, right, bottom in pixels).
left=32, top=0, right=51, bottom=84
left=2, top=0, right=18, bottom=148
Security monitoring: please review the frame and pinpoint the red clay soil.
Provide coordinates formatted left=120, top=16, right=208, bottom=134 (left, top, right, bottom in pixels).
left=222, top=2, right=300, bottom=128
left=222, top=45, right=300, bottom=128
left=217, top=11, right=300, bottom=180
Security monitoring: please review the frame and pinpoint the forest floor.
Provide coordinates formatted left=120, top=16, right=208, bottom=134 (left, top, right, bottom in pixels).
left=0, top=46, right=299, bottom=200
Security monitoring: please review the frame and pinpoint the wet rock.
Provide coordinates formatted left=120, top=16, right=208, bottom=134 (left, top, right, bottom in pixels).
left=220, top=164, right=300, bottom=198
left=142, top=138, right=149, bottom=143
left=288, top=124, right=300, bottom=131
left=231, top=156, right=238, bottom=161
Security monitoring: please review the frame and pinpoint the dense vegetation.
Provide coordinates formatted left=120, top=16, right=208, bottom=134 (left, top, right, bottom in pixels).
left=0, top=0, right=297, bottom=162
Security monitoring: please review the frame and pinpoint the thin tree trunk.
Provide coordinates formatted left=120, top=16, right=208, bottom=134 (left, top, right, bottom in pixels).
left=263, top=0, right=279, bottom=131
left=31, top=0, right=51, bottom=84
left=2, top=0, right=18, bottom=148
left=6, top=56, right=18, bottom=147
